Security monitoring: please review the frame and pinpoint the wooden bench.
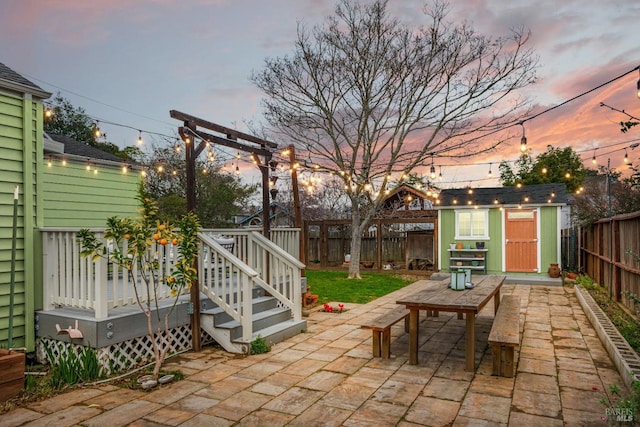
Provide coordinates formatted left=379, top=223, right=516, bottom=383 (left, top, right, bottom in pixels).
left=488, top=295, right=521, bottom=377
left=361, top=306, right=410, bottom=359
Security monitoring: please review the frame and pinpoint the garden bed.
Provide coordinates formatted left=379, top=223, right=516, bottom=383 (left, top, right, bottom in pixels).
left=574, top=284, right=640, bottom=390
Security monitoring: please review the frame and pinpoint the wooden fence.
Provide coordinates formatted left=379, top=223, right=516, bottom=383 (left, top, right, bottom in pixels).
left=304, top=216, right=437, bottom=271
left=579, top=210, right=640, bottom=311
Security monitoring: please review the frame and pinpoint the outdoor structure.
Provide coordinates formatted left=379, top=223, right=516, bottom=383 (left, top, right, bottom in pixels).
left=381, top=182, right=438, bottom=212
left=436, top=183, right=569, bottom=276
left=305, top=183, right=440, bottom=272
left=1, top=63, right=306, bottom=375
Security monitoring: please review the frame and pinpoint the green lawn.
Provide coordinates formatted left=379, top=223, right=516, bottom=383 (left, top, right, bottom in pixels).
left=305, top=270, right=416, bottom=304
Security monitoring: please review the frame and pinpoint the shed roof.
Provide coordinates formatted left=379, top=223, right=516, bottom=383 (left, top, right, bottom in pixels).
left=0, top=62, right=51, bottom=99
left=436, top=183, right=569, bottom=208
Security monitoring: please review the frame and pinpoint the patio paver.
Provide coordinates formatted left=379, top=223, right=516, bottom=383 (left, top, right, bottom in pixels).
left=0, top=281, right=630, bottom=426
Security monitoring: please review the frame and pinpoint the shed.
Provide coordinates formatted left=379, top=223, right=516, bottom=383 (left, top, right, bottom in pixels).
left=435, top=183, right=569, bottom=277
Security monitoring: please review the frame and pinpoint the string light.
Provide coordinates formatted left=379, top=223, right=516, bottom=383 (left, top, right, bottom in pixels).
left=488, top=163, right=493, bottom=177
left=94, top=121, right=102, bottom=138
left=44, top=106, right=53, bottom=118
left=429, top=155, right=436, bottom=179
left=624, top=149, right=629, bottom=163
left=438, top=166, right=443, bottom=181
left=592, top=150, right=597, bottom=164
left=519, top=122, right=527, bottom=152
left=137, top=130, right=143, bottom=145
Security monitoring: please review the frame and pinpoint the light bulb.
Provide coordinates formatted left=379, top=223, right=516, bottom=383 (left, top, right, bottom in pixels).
left=519, top=122, right=527, bottom=152
left=137, top=131, right=143, bottom=145
left=520, top=135, right=527, bottom=152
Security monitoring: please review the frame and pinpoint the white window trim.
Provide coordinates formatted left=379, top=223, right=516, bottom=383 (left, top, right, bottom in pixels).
left=454, top=209, right=489, bottom=240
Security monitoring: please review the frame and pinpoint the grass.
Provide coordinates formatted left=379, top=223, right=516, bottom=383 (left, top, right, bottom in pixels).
left=305, top=270, right=415, bottom=304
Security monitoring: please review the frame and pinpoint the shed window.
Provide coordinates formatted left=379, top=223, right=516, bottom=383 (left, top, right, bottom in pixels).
left=455, top=209, right=488, bottom=239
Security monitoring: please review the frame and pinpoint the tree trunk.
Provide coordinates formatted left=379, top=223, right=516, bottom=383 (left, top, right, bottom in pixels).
left=348, top=208, right=364, bottom=279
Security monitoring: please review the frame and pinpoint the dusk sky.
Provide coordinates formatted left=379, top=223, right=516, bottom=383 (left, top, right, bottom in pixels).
left=1, top=0, right=639, bottom=188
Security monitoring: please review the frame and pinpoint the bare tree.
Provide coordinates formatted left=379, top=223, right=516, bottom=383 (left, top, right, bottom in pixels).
left=252, top=0, right=538, bottom=278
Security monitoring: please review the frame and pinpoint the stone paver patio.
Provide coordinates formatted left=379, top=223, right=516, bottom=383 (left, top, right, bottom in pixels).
left=1, top=281, right=627, bottom=426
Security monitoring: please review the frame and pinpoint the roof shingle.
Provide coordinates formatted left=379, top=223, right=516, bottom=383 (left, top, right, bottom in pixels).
left=437, top=183, right=569, bottom=207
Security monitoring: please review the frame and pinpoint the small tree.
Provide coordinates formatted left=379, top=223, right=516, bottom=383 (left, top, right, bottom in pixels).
left=78, top=185, right=199, bottom=379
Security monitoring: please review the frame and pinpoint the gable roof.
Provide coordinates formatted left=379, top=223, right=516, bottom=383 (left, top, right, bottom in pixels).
left=0, top=62, right=51, bottom=99
left=45, top=133, right=126, bottom=163
left=383, top=182, right=437, bottom=203
left=436, top=183, right=569, bottom=208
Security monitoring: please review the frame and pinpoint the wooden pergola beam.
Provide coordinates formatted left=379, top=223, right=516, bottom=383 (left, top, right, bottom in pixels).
left=170, top=110, right=277, bottom=148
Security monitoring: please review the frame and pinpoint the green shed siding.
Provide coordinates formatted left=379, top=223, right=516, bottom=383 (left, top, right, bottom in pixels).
left=43, top=162, right=140, bottom=227
left=539, top=206, right=560, bottom=269
left=0, top=91, right=41, bottom=349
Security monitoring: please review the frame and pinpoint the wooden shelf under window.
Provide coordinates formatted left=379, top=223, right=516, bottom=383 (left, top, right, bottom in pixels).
left=448, top=248, right=488, bottom=274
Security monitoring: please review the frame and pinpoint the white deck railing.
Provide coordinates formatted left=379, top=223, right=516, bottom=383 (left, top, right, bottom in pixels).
left=41, top=228, right=176, bottom=319
left=41, top=227, right=303, bottom=327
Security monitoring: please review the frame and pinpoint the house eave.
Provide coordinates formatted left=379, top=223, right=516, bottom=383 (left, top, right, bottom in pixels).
left=0, top=80, right=51, bottom=100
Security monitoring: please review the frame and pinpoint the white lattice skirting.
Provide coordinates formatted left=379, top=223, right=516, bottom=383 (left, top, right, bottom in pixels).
left=37, top=326, right=214, bottom=374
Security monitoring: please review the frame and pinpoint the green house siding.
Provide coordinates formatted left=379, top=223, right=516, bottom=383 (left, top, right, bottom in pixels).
left=43, top=162, right=139, bottom=227
left=0, top=91, right=42, bottom=349
left=440, top=206, right=560, bottom=275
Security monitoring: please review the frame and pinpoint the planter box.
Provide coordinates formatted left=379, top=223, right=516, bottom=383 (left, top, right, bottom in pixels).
left=0, top=349, right=25, bottom=401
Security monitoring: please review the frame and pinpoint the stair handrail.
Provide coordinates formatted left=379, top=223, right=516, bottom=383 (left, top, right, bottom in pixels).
left=197, top=232, right=260, bottom=342
left=245, top=231, right=304, bottom=321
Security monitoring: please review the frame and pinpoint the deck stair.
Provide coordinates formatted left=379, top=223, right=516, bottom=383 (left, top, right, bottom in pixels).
left=200, top=291, right=306, bottom=354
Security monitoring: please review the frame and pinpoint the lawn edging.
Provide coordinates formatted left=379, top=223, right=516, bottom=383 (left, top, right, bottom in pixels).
left=575, top=284, right=640, bottom=390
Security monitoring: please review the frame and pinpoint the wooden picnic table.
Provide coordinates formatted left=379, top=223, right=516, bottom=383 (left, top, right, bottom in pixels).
left=396, top=274, right=506, bottom=372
